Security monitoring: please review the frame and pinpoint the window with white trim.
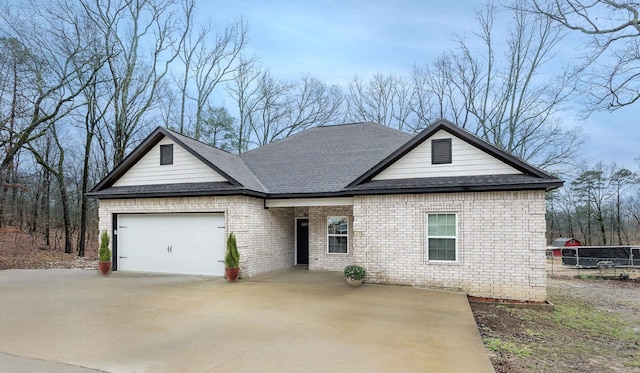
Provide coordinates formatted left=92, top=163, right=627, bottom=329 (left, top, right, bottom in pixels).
left=327, top=216, right=348, bottom=254
left=427, top=213, right=457, bottom=261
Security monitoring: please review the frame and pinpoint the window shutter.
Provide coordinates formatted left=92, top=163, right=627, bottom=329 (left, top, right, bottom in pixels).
left=431, top=139, right=452, bottom=164
left=160, top=144, right=173, bottom=165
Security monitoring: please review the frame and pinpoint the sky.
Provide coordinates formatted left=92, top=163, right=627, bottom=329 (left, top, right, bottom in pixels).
left=202, top=0, right=639, bottom=171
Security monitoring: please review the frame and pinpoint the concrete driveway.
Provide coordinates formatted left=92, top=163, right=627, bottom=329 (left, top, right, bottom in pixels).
left=0, top=269, right=494, bottom=373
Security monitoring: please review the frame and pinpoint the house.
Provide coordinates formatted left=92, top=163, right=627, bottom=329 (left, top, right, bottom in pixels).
left=87, top=119, right=563, bottom=301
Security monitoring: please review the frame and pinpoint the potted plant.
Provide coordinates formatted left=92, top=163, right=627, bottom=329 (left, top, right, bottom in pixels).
left=98, top=230, right=111, bottom=275
left=344, top=264, right=366, bottom=287
left=225, top=232, right=240, bottom=282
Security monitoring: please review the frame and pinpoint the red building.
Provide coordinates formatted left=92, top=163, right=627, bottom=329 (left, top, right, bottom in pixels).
left=550, top=237, right=581, bottom=257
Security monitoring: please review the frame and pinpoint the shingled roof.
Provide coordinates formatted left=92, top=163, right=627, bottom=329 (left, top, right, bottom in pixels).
left=240, top=123, right=411, bottom=195
left=88, top=120, right=563, bottom=199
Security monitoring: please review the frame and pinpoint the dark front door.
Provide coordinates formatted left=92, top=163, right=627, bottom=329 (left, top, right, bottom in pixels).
left=296, top=218, right=309, bottom=265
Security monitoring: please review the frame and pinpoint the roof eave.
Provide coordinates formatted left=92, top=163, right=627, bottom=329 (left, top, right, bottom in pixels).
left=344, top=181, right=563, bottom=196
left=89, top=127, right=166, bottom=192
left=87, top=180, right=562, bottom=200
left=86, top=188, right=267, bottom=200
left=265, top=191, right=352, bottom=199
left=89, top=127, right=246, bottom=194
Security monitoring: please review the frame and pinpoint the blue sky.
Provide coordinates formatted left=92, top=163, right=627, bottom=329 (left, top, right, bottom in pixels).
left=203, top=0, right=639, bottom=170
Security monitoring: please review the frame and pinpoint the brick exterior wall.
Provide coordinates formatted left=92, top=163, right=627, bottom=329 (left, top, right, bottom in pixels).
left=351, top=191, right=548, bottom=301
left=98, top=189, right=548, bottom=301
left=306, top=206, right=355, bottom=271
left=97, top=196, right=293, bottom=277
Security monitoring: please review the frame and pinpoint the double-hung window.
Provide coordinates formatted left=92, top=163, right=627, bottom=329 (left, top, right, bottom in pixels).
left=327, top=216, right=348, bottom=254
left=427, top=213, right=457, bottom=261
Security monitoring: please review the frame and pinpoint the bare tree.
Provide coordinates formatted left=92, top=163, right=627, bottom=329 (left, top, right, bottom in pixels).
left=0, top=2, right=102, bottom=169
left=628, top=193, right=640, bottom=242
left=27, top=126, right=73, bottom=253
left=529, top=0, right=640, bottom=110
left=225, top=58, right=262, bottom=153
left=345, top=74, right=417, bottom=132
left=571, top=163, right=620, bottom=245
left=0, top=0, right=105, bottom=228
left=412, top=55, right=473, bottom=129
left=0, top=36, right=34, bottom=226
left=246, top=70, right=296, bottom=147
left=82, top=0, right=192, bottom=167
left=227, top=63, right=343, bottom=152
left=289, top=75, right=343, bottom=133
left=173, top=15, right=249, bottom=140
left=76, top=59, right=112, bottom=257
left=413, top=1, right=584, bottom=171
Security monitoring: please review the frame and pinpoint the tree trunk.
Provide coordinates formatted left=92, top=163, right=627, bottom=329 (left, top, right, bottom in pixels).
left=616, top=190, right=622, bottom=245
left=42, top=137, right=51, bottom=246
left=57, top=174, right=72, bottom=254
left=77, top=126, right=94, bottom=257
left=52, top=130, right=72, bottom=255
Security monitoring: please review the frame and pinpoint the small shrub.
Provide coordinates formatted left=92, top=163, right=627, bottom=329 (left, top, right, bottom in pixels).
left=344, top=265, right=366, bottom=280
left=99, top=231, right=111, bottom=262
left=225, top=232, right=239, bottom=268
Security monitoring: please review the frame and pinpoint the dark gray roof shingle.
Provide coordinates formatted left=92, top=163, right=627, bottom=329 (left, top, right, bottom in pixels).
left=240, top=123, right=412, bottom=194
left=89, top=120, right=563, bottom=199
left=86, top=182, right=257, bottom=199
left=347, top=174, right=563, bottom=193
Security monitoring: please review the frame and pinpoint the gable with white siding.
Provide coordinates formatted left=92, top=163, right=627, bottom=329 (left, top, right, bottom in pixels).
left=113, top=137, right=228, bottom=187
left=372, top=129, right=521, bottom=181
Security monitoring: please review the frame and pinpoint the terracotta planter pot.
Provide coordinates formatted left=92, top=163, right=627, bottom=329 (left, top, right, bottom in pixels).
left=98, top=261, right=111, bottom=275
left=225, top=267, right=240, bottom=282
left=345, top=277, right=363, bottom=287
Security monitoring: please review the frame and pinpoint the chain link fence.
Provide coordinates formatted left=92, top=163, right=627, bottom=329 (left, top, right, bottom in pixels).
left=546, top=246, right=640, bottom=279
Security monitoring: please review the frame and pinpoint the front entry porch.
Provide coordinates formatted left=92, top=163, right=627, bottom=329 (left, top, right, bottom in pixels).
left=266, top=198, right=355, bottom=272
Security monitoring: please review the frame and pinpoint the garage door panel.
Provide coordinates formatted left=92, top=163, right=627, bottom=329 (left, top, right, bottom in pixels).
left=117, top=213, right=225, bottom=276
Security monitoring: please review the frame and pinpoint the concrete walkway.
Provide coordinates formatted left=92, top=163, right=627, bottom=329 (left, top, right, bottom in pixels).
left=0, top=269, right=494, bottom=372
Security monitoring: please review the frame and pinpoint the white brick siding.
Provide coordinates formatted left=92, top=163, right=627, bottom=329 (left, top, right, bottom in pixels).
left=307, top=206, right=354, bottom=271
left=351, top=191, right=547, bottom=301
left=97, top=189, right=548, bottom=301
left=97, top=196, right=293, bottom=277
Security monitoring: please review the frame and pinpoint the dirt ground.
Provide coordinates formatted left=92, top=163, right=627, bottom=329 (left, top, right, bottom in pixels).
left=0, top=227, right=97, bottom=270
left=2, top=228, right=639, bottom=372
left=471, top=271, right=640, bottom=372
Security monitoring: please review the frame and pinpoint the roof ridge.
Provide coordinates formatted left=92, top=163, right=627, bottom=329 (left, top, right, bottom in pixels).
left=164, top=128, right=237, bottom=157
left=241, top=122, right=408, bottom=157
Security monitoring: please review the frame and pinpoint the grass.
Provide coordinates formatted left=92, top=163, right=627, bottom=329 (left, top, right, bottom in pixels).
left=553, top=300, right=630, bottom=339
left=471, top=280, right=640, bottom=372
left=483, top=337, right=532, bottom=357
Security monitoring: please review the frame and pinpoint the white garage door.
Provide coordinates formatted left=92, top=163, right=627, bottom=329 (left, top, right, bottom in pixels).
left=116, top=213, right=226, bottom=276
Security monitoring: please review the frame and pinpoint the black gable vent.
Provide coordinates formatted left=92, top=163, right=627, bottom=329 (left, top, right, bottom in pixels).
left=160, top=144, right=174, bottom=165
left=431, top=139, right=452, bottom=164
